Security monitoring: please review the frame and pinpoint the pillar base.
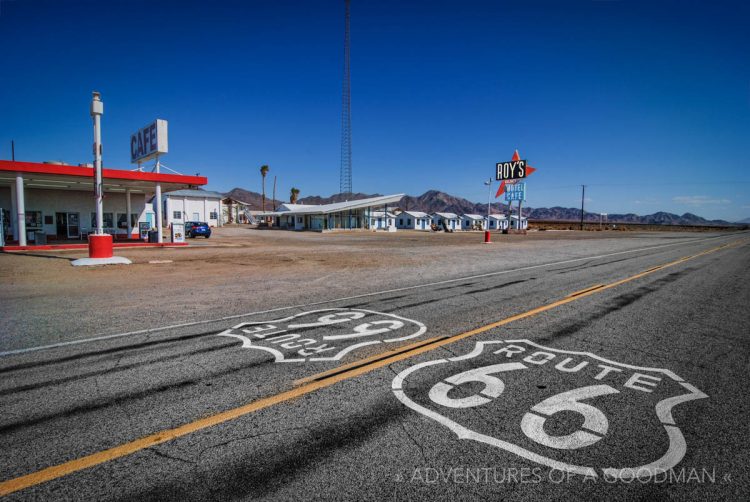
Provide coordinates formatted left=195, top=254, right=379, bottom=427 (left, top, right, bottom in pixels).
left=71, top=256, right=132, bottom=267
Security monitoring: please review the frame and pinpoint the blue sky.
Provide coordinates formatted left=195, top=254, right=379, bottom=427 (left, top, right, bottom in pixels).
left=1, top=0, right=748, bottom=220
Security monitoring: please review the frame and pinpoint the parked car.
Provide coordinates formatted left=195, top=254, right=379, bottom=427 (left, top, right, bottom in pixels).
left=187, top=222, right=211, bottom=238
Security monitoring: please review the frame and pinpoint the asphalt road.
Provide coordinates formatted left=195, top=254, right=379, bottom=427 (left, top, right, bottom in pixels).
left=1, top=231, right=748, bottom=500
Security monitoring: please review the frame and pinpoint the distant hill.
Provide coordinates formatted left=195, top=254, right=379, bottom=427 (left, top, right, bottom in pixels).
left=222, top=187, right=735, bottom=226
left=299, top=192, right=380, bottom=205
left=224, top=187, right=282, bottom=211
left=736, top=217, right=750, bottom=224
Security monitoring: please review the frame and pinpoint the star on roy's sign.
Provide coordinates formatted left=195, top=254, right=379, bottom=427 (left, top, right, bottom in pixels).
left=495, top=149, right=537, bottom=197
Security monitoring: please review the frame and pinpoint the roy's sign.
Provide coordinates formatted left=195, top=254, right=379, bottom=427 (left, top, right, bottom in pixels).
left=393, top=339, right=707, bottom=480
left=496, top=158, right=528, bottom=181
left=130, top=119, right=168, bottom=163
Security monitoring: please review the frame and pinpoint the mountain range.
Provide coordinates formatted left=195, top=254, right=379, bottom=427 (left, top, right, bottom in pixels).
left=223, top=187, right=740, bottom=226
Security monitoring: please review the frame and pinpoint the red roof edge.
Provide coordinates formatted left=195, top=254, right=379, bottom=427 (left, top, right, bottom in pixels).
left=0, top=160, right=207, bottom=186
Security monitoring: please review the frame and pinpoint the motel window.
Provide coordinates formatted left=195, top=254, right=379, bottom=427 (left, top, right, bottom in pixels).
left=117, top=213, right=128, bottom=229
left=297, top=217, right=302, bottom=223
left=173, top=211, right=182, bottom=220
left=399, top=219, right=404, bottom=226
left=130, top=214, right=139, bottom=227
left=210, top=211, right=218, bottom=220
left=407, top=219, right=411, bottom=225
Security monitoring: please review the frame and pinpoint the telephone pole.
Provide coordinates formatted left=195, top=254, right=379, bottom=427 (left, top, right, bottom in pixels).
left=580, top=184, right=586, bottom=231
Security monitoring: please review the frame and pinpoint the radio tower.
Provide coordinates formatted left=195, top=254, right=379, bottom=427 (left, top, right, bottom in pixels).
left=339, top=0, right=353, bottom=195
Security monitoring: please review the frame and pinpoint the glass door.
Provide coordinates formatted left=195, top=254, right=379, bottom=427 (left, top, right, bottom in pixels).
left=67, top=213, right=80, bottom=238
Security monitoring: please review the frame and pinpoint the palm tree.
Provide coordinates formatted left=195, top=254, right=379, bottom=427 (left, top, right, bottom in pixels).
left=290, top=187, right=300, bottom=204
left=260, top=164, right=269, bottom=212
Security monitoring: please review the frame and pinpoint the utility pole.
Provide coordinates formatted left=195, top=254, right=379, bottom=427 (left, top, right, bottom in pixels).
left=11, top=140, right=14, bottom=161
left=272, top=175, right=277, bottom=211
left=580, top=184, right=586, bottom=231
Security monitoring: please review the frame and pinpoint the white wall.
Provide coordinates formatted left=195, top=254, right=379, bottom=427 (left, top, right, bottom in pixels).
left=162, top=196, right=221, bottom=227
left=487, top=218, right=509, bottom=230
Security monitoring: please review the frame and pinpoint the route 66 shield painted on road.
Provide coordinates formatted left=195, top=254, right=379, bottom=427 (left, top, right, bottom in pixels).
left=218, top=308, right=426, bottom=362
left=392, top=340, right=707, bottom=480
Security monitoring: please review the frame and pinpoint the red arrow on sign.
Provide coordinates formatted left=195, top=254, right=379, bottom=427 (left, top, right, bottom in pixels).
left=495, top=149, right=536, bottom=198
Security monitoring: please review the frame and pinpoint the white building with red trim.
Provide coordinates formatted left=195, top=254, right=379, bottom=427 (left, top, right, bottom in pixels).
left=0, top=160, right=207, bottom=246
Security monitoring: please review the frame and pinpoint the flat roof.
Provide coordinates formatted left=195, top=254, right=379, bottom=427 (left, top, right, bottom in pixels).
left=0, top=160, right=207, bottom=194
left=259, top=194, right=405, bottom=216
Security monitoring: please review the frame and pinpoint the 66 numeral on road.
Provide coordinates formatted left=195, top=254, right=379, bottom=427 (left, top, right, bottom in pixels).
left=428, top=363, right=620, bottom=450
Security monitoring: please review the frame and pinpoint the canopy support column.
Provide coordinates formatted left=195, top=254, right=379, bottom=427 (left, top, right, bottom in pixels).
left=15, top=175, right=26, bottom=246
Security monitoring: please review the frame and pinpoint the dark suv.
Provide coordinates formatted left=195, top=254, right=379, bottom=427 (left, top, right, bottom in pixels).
left=186, top=221, right=211, bottom=238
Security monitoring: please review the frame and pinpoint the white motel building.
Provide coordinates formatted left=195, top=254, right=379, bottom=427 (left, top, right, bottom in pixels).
left=0, top=160, right=207, bottom=245
left=160, top=189, right=224, bottom=228
left=260, top=194, right=404, bottom=231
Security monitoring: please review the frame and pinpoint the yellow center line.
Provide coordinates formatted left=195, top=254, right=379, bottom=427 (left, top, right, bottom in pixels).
left=0, top=238, right=743, bottom=497
left=566, top=284, right=605, bottom=298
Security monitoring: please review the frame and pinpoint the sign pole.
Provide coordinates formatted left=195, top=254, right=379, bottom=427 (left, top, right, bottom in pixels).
left=91, top=92, right=104, bottom=235
left=484, top=179, right=492, bottom=243
left=155, top=154, right=163, bottom=244
left=73, top=91, right=132, bottom=264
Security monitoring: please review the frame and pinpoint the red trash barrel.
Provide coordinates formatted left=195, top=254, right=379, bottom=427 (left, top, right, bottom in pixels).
left=89, top=234, right=114, bottom=258
left=484, top=230, right=491, bottom=243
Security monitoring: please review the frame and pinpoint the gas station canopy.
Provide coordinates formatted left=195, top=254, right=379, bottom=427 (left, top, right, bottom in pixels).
left=0, top=160, right=207, bottom=193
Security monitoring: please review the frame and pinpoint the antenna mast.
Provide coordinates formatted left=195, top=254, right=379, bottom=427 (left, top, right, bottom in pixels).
left=340, top=0, right=352, bottom=195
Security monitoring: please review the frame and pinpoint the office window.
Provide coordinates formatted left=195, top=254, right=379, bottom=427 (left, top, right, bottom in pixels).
left=117, top=213, right=128, bottom=229
left=173, top=211, right=182, bottom=219
left=25, top=211, right=42, bottom=229
left=90, top=212, right=114, bottom=228
left=399, top=219, right=404, bottom=226
left=210, top=211, right=218, bottom=220
left=407, top=219, right=411, bottom=225
left=130, top=214, right=139, bottom=227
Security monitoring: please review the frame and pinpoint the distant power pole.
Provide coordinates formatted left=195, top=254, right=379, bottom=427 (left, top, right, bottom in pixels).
left=272, top=175, right=277, bottom=211
left=339, top=0, right=353, bottom=195
left=580, top=184, right=586, bottom=230
left=11, top=140, right=14, bottom=161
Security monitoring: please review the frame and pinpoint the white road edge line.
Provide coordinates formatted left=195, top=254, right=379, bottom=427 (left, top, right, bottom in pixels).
left=0, top=234, right=739, bottom=357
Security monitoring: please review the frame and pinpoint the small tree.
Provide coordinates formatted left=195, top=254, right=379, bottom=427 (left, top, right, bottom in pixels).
left=260, top=164, right=269, bottom=212
left=290, top=187, right=300, bottom=204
